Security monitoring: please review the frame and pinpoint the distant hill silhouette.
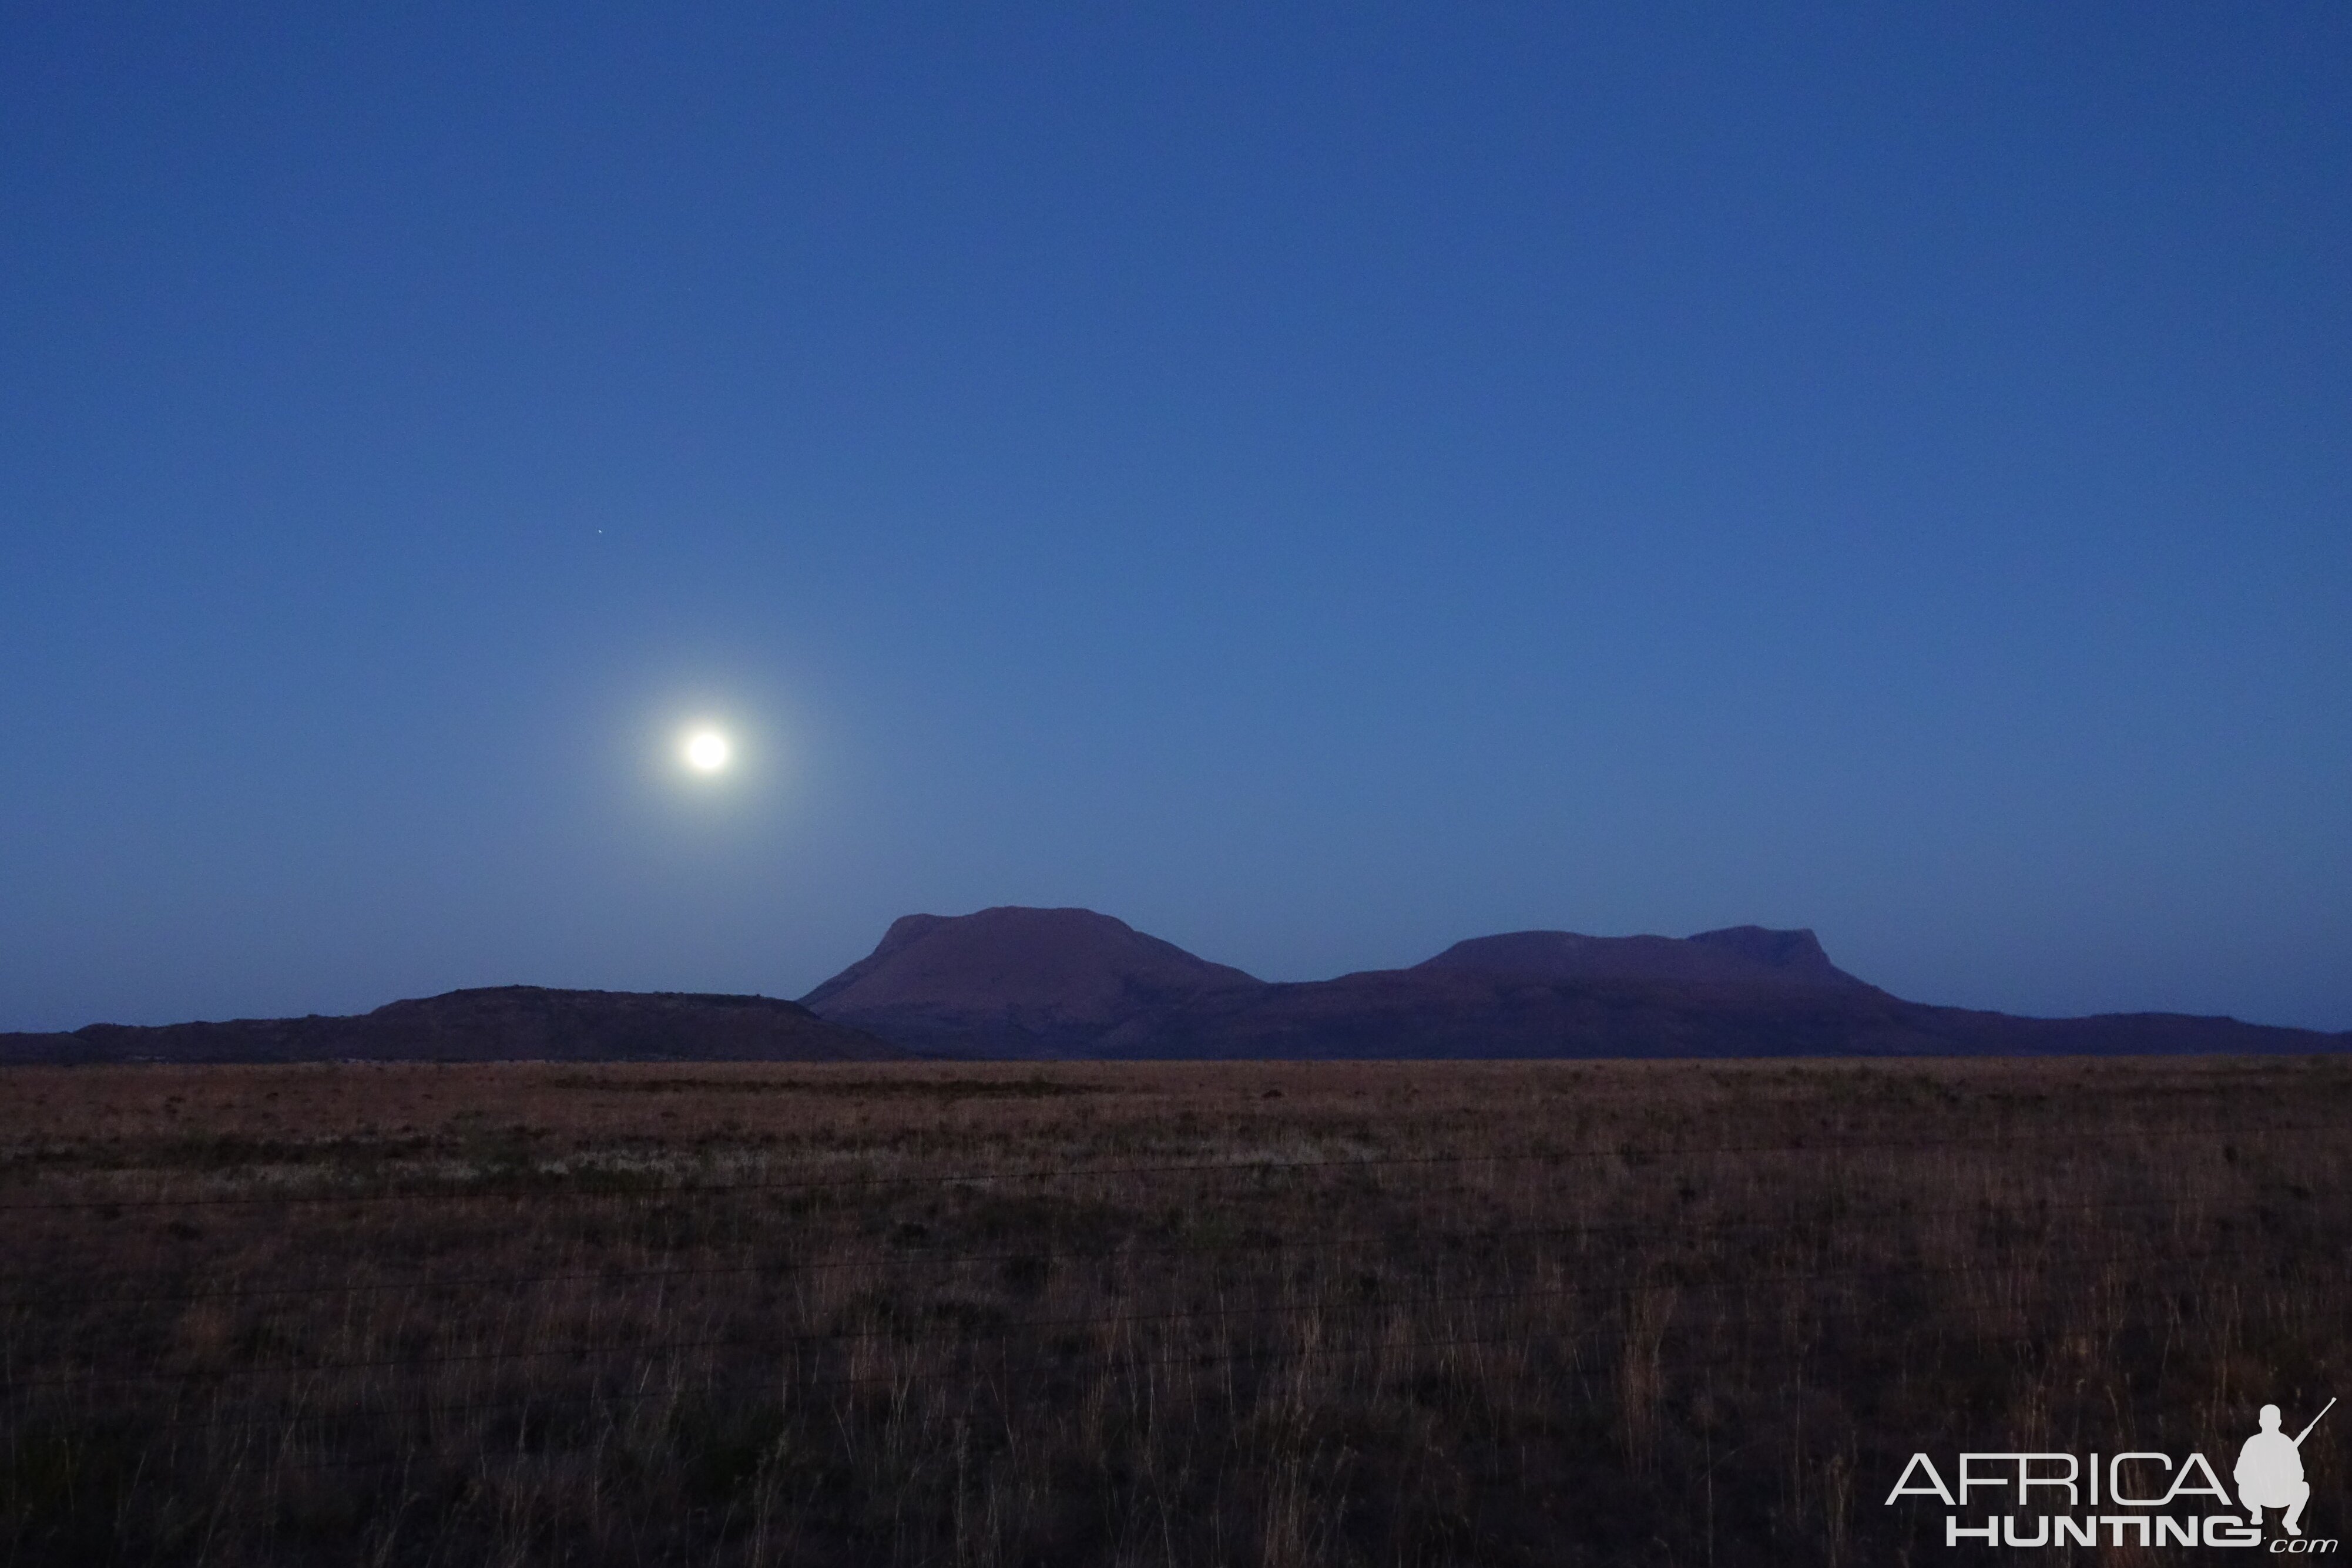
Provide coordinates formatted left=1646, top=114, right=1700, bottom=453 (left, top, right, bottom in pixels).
left=0, top=986, right=902, bottom=1065
left=800, top=906, right=1263, bottom=1057
left=1415, top=926, right=1868, bottom=989
left=798, top=907, right=2349, bottom=1060
left=8, top=912, right=2343, bottom=1064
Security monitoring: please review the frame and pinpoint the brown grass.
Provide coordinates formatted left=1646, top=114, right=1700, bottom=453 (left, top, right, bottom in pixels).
left=1, top=1055, right=2346, bottom=1564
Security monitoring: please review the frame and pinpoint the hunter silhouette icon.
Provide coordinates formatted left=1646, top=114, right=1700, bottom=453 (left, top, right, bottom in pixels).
left=2238, top=1398, right=2333, bottom=1536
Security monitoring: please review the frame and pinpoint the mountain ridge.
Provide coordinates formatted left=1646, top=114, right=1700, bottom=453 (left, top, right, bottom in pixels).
left=0, top=985, right=903, bottom=1065
left=8, top=909, right=2344, bottom=1063
left=796, top=906, right=2348, bottom=1060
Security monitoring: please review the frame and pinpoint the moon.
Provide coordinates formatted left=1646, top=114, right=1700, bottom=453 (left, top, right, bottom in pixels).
left=682, top=728, right=732, bottom=773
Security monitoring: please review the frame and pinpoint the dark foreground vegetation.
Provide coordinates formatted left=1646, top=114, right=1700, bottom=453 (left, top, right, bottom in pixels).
left=2, top=1056, right=2345, bottom=1565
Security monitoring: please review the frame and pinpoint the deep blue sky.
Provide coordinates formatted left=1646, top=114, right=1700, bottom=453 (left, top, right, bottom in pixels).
left=4, top=4, right=2347, bottom=1032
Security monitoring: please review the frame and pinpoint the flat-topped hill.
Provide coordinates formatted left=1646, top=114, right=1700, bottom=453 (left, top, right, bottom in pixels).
left=800, top=906, right=1263, bottom=1056
left=797, top=907, right=2347, bottom=1060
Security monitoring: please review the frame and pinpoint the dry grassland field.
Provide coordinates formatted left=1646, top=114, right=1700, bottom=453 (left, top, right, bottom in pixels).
left=2, top=1056, right=2347, bottom=1566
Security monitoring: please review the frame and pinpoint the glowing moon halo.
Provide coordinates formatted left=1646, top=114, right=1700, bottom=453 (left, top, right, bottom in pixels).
left=682, top=728, right=732, bottom=774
